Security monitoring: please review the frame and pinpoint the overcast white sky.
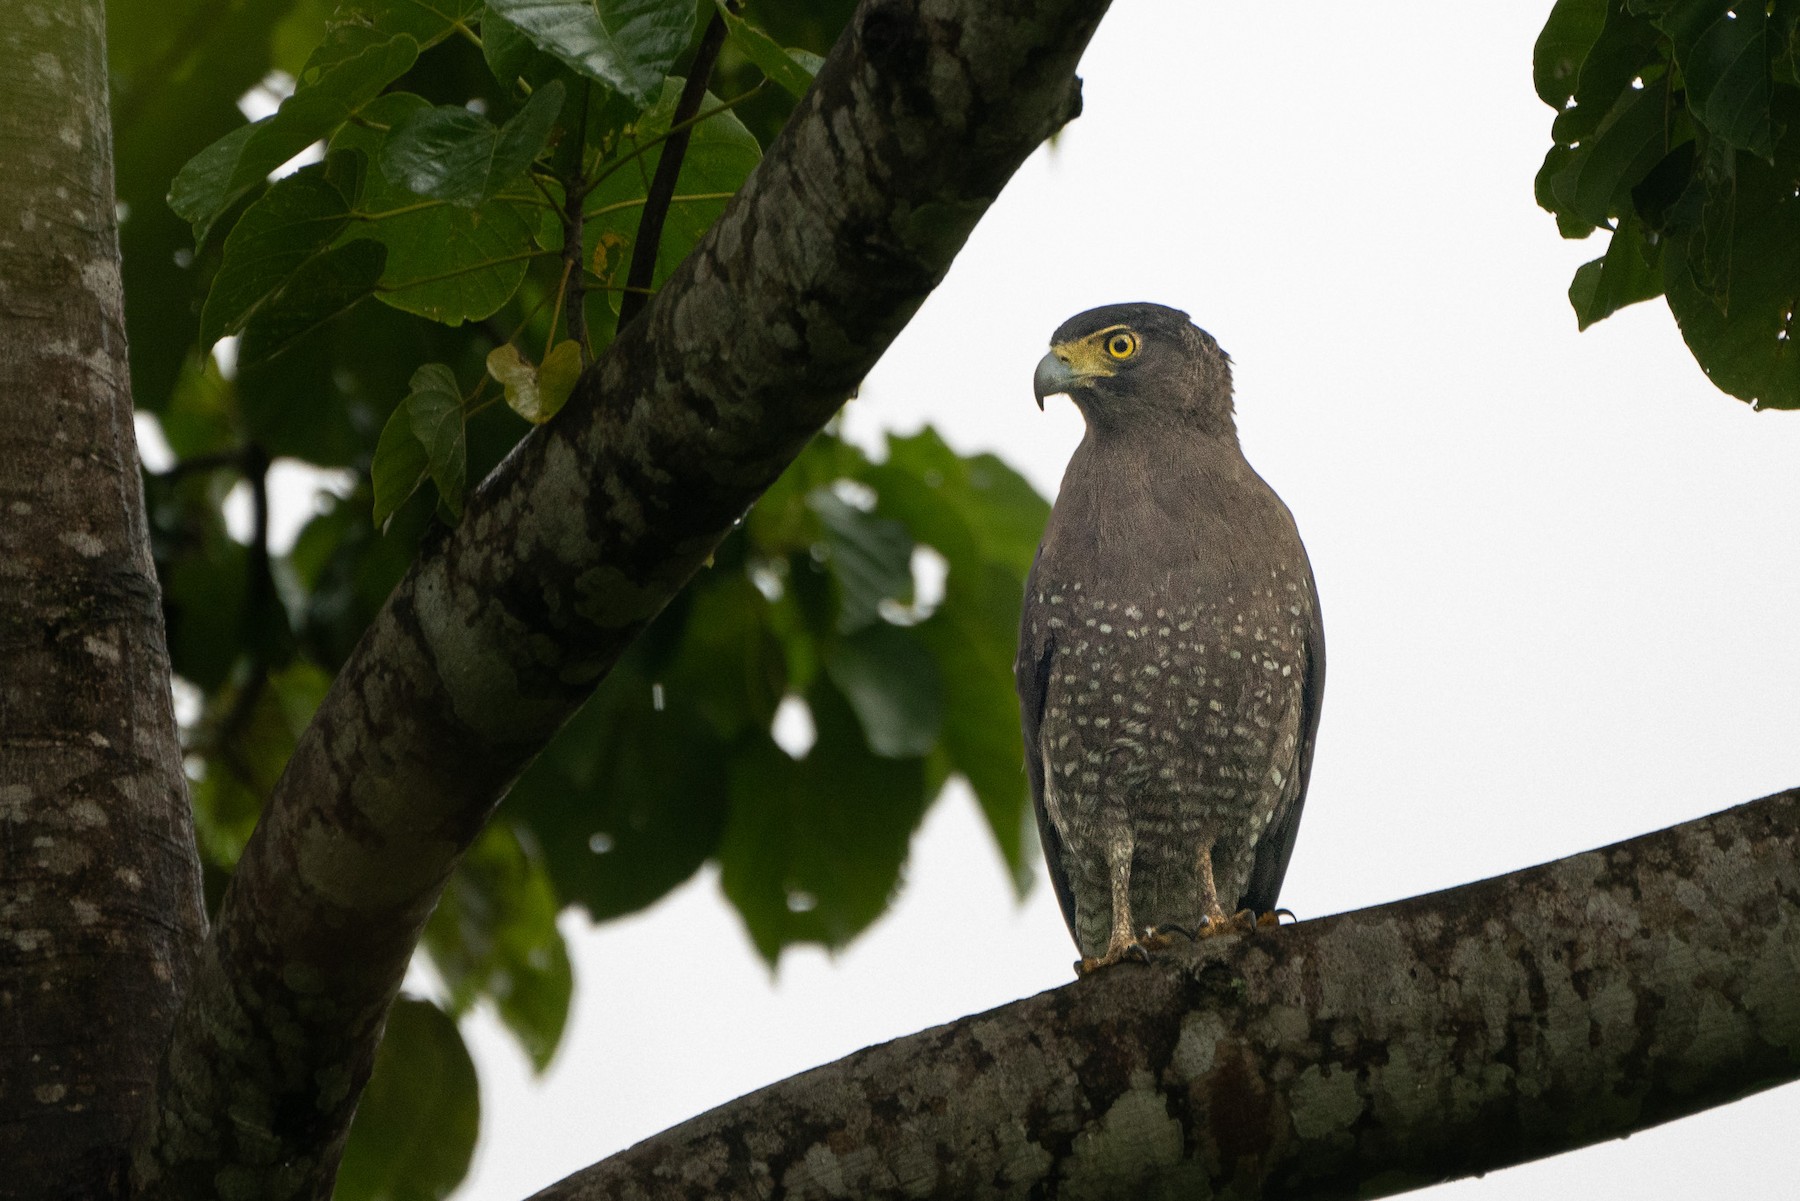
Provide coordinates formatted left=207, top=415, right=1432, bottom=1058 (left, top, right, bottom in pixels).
left=415, top=3, right=1800, bottom=1197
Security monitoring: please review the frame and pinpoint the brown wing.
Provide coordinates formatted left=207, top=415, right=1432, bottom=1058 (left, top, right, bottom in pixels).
left=1016, top=549, right=1080, bottom=943
left=1239, top=558, right=1326, bottom=914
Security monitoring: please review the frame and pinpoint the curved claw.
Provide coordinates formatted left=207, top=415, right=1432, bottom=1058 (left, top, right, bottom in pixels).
left=1146, top=923, right=1197, bottom=944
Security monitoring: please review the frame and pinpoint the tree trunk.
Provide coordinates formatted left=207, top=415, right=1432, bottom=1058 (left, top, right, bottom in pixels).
left=0, top=2, right=206, bottom=1197
left=531, top=789, right=1800, bottom=1201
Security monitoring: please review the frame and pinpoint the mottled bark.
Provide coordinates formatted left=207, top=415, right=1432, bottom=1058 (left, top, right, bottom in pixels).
left=533, top=789, right=1800, bottom=1201
left=0, top=3, right=207, bottom=1198
left=133, top=1, right=1108, bottom=1197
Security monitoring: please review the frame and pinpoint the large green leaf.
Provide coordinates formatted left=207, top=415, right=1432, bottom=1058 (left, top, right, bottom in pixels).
left=201, top=162, right=356, bottom=347
left=915, top=562, right=1036, bottom=893
left=1664, top=145, right=1800, bottom=408
left=505, top=657, right=733, bottom=922
left=823, top=623, right=942, bottom=759
left=169, top=31, right=420, bottom=242
left=869, top=426, right=1050, bottom=576
left=1533, top=0, right=1608, bottom=108
left=718, top=681, right=930, bottom=963
left=360, top=0, right=487, bottom=44
left=1664, top=0, right=1772, bottom=157
left=716, top=1, right=819, bottom=100
left=405, top=363, right=468, bottom=518
left=370, top=362, right=467, bottom=525
left=239, top=239, right=389, bottom=361
left=336, top=997, right=480, bottom=1201
left=330, top=94, right=541, bottom=324
left=1569, top=215, right=1665, bottom=329
left=380, top=80, right=565, bottom=207
left=1554, top=83, right=1669, bottom=229
left=807, top=488, right=913, bottom=634
left=424, top=823, right=573, bottom=1072
left=486, top=0, right=696, bottom=105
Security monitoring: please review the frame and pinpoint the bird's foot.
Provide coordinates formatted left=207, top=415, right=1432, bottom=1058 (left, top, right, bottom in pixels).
left=1075, top=929, right=1168, bottom=976
left=1257, top=908, right=1297, bottom=929
left=1195, top=908, right=1261, bottom=938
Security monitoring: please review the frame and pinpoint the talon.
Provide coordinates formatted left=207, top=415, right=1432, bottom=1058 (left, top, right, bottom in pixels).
left=1149, top=923, right=1197, bottom=944
left=1256, top=908, right=1295, bottom=929
left=1125, top=942, right=1152, bottom=965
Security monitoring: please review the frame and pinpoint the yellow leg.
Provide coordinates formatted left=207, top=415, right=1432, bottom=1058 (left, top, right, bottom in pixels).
left=1195, top=840, right=1231, bottom=933
left=1077, top=838, right=1142, bottom=975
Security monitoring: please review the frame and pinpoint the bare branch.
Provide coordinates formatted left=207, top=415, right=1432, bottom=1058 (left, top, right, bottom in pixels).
left=615, top=7, right=732, bottom=332
left=532, top=789, right=1800, bottom=1201
left=132, top=1, right=1107, bottom=1196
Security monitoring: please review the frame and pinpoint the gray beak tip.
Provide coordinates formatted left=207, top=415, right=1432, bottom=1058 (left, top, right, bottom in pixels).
left=1033, top=351, right=1077, bottom=409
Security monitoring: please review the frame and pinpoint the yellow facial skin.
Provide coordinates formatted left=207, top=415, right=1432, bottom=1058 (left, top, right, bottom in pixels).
left=1054, top=324, right=1139, bottom=377
left=1033, top=324, right=1143, bottom=406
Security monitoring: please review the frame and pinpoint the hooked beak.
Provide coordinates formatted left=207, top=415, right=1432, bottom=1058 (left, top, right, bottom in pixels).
left=1033, top=351, right=1080, bottom=410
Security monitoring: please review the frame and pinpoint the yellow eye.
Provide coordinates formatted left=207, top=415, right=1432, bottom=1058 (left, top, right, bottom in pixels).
left=1105, top=331, right=1138, bottom=360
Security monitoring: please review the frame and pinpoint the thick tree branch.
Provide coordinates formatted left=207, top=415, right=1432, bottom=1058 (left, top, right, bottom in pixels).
left=0, top=2, right=206, bottom=1196
left=533, top=789, right=1800, bottom=1200
left=133, top=1, right=1106, bottom=1196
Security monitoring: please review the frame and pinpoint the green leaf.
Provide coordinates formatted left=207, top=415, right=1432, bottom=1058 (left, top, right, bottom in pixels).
left=238, top=239, right=388, bottom=361
left=1663, top=0, right=1772, bottom=157
left=851, top=427, right=1048, bottom=887
left=331, top=94, right=540, bottom=324
left=486, top=0, right=696, bottom=104
left=371, top=401, right=430, bottom=530
left=1686, top=135, right=1739, bottom=301
left=423, top=823, right=573, bottom=1072
left=405, top=363, right=467, bottom=518
left=169, top=32, right=421, bottom=242
left=1569, top=215, right=1666, bottom=330
left=336, top=997, right=479, bottom=1201
left=1545, top=1, right=1662, bottom=147
left=869, top=427, right=1050, bottom=576
left=915, top=562, right=1036, bottom=893
left=1536, top=143, right=1598, bottom=238
left=824, top=623, right=942, bottom=758
left=505, top=659, right=733, bottom=922
left=1534, top=0, right=1608, bottom=108
left=361, top=0, right=487, bottom=45
left=717, top=2, right=818, bottom=99
left=200, top=163, right=354, bottom=347
left=808, top=488, right=913, bottom=633
left=718, top=681, right=930, bottom=963
left=380, top=80, right=566, bottom=206
left=1554, top=83, right=1669, bottom=228
left=1663, top=147, right=1800, bottom=408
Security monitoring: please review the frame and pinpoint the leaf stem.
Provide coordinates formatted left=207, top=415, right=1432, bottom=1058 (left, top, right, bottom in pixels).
left=545, top=257, right=573, bottom=361
left=585, top=192, right=737, bottom=220
left=374, top=248, right=554, bottom=292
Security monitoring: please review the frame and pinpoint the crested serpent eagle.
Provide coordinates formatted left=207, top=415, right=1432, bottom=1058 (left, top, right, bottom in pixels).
left=1016, top=303, right=1325, bottom=974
